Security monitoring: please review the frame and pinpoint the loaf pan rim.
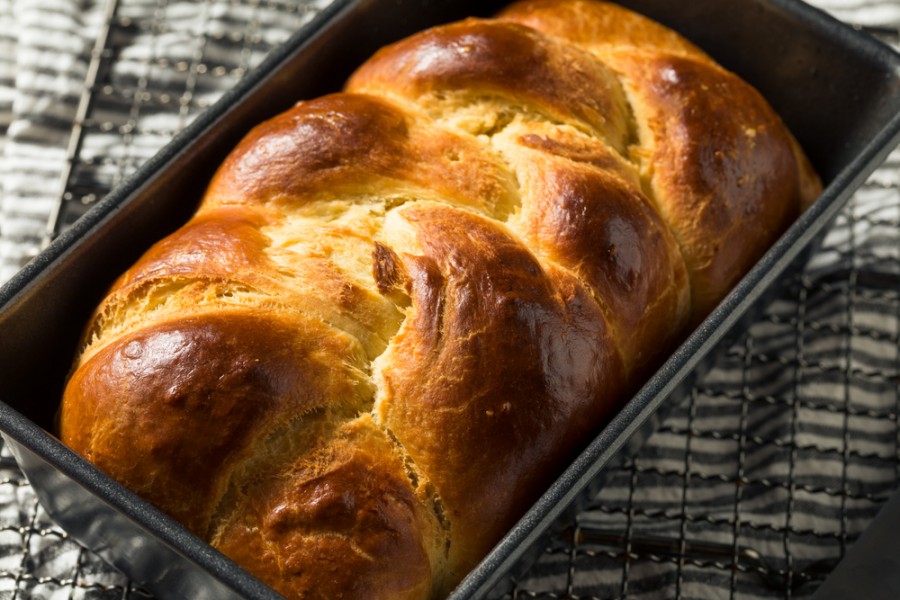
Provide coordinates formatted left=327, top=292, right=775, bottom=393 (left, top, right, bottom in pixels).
left=0, top=0, right=898, bottom=599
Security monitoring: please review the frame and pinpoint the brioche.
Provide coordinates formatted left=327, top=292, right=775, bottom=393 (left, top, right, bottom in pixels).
left=58, top=1, right=822, bottom=598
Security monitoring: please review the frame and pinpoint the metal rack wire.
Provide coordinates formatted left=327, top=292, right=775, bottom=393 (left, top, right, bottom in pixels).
left=43, top=0, right=326, bottom=244
left=2, top=1, right=898, bottom=599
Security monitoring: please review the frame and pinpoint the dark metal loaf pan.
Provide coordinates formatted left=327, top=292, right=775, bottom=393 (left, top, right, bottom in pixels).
left=0, top=0, right=898, bottom=598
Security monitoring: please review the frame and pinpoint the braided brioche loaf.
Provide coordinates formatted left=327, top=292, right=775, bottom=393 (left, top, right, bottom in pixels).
left=59, top=1, right=821, bottom=598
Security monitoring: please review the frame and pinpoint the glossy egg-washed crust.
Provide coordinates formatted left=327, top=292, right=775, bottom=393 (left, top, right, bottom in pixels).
left=59, top=1, right=821, bottom=598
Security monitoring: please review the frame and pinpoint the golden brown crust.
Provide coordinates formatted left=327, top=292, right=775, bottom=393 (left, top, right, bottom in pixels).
left=499, top=0, right=822, bottom=322
left=373, top=203, right=626, bottom=577
left=492, top=121, right=690, bottom=376
left=346, top=19, right=631, bottom=149
left=498, top=0, right=712, bottom=62
left=60, top=311, right=372, bottom=536
left=59, top=1, right=821, bottom=598
left=608, top=51, right=804, bottom=321
left=212, top=415, right=447, bottom=600
left=203, top=93, right=519, bottom=217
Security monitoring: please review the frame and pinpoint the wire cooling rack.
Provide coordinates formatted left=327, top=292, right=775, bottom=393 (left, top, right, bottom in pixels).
left=0, top=1, right=897, bottom=599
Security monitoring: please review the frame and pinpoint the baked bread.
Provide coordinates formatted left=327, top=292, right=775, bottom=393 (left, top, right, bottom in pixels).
left=58, top=1, right=822, bottom=598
